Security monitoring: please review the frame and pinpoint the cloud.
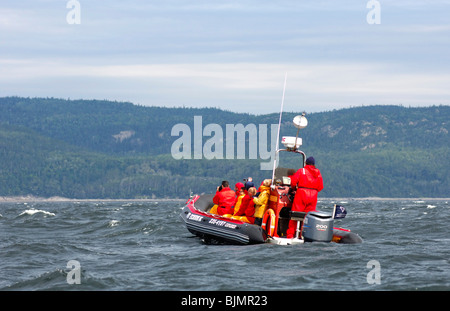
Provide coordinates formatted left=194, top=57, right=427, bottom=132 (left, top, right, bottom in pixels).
left=1, top=0, right=449, bottom=113
left=2, top=58, right=449, bottom=113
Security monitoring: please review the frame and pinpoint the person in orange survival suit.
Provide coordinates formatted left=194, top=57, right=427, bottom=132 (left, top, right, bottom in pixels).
left=212, top=180, right=236, bottom=216
left=233, top=182, right=245, bottom=205
left=231, top=187, right=256, bottom=224
left=231, top=186, right=246, bottom=217
left=286, top=157, right=324, bottom=239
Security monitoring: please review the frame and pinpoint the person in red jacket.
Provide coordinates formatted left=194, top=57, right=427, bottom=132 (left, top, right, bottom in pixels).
left=231, top=187, right=256, bottom=224
left=287, top=157, right=324, bottom=238
left=212, top=180, right=236, bottom=216
left=233, top=182, right=245, bottom=206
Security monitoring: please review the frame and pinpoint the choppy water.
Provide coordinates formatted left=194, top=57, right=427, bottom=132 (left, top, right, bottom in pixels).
left=1, top=199, right=449, bottom=291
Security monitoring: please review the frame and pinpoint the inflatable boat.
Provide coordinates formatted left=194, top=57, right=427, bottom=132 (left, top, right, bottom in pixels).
left=181, top=194, right=268, bottom=244
left=180, top=113, right=362, bottom=245
left=180, top=192, right=362, bottom=245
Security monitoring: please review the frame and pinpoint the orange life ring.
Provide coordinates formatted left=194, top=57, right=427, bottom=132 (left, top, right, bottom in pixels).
left=262, top=209, right=276, bottom=237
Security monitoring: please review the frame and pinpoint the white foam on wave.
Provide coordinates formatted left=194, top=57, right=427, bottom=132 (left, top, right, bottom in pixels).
left=19, top=208, right=56, bottom=217
left=427, top=205, right=437, bottom=209
left=108, top=220, right=119, bottom=227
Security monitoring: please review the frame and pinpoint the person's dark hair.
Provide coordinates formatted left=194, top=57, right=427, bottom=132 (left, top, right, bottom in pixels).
left=222, top=180, right=229, bottom=188
left=306, top=156, right=315, bottom=166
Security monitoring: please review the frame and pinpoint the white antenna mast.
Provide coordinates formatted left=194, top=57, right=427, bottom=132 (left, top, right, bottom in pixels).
left=271, top=72, right=287, bottom=185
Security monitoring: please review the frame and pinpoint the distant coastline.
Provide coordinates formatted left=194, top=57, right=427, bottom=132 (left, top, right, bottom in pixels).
left=1, top=99, right=448, bottom=199
left=320, top=197, right=450, bottom=201
left=0, top=195, right=185, bottom=203
left=1, top=195, right=448, bottom=203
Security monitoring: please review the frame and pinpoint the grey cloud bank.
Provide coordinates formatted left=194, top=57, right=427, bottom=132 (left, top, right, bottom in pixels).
left=1, top=0, right=449, bottom=113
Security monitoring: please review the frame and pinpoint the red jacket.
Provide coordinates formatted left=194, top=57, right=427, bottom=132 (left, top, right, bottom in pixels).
left=213, top=187, right=236, bottom=215
left=290, top=165, right=324, bottom=213
left=234, top=182, right=245, bottom=205
left=235, top=194, right=255, bottom=223
left=244, top=197, right=255, bottom=220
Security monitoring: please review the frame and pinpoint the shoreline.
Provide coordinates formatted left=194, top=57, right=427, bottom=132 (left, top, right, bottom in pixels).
left=0, top=195, right=448, bottom=203
left=320, top=197, right=450, bottom=201
left=0, top=195, right=185, bottom=203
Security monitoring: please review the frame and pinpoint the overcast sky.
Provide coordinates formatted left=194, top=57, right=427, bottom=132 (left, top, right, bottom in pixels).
left=1, top=0, right=449, bottom=114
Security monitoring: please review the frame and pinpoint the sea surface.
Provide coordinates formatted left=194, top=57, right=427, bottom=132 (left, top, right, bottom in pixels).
left=1, top=198, right=449, bottom=291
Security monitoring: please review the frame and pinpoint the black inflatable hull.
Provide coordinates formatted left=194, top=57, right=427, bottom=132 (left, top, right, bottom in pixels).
left=180, top=194, right=267, bottom=245
left=332, top=227, right=363, bottom=244
left=180, top=194, right=362, bottom=245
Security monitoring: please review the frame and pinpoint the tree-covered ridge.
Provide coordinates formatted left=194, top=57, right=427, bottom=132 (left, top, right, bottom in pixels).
left=303, top=105, right=449, bottom=152
left=0, top=97, right=448, bottom=198
left=0, top=97, right=258, bottom=155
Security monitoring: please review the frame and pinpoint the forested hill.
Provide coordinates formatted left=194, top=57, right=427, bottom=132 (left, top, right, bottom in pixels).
left=0, top=97, right=448, bottom=198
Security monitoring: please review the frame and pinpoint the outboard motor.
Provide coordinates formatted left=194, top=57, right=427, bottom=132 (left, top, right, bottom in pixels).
left=302, top=211, right=334, bottom=242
